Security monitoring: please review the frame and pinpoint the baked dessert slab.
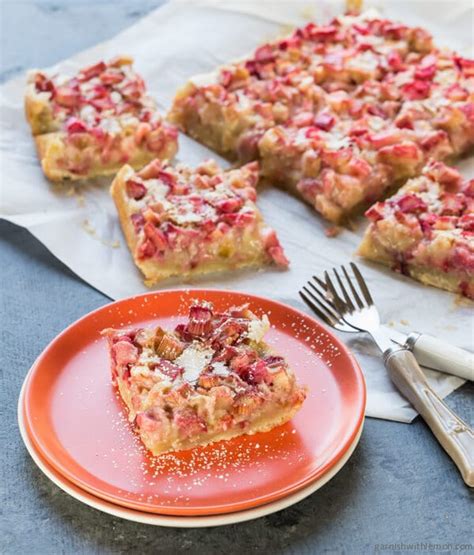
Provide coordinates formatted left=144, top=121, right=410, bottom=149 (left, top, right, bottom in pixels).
left=258, top=118, right=436, bottom=223
left=168, top=11, right=435, bottom=162
left=257, top=33, right=474, bottom=223
left=358, top=161, right=474, bottom=298
left=110, top=158, right=289, bottom=285
left=169, top=11, right=474, bottom=223
left=103, top=302, right=307, bottom=455
left=25, top=57, right=178, bottom=181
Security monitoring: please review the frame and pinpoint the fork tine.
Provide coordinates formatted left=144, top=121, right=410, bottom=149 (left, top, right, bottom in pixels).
left=302, top=285, right=335, bottom=318
left=299, top=289, right=337, bottom=328
left=312, top=273, right=347, bottom=313
left=350, top=262, right=374, bottom=306
left=312, top=275, right=327, bottom=290
left=303, top=285, right=342, bottom=324
left=307, top=280, right=341, bottom=321
left=342, top=265, right=364, bottom=309
left=333, top=268, right=355, bottom=311
left=300, top=288, right=333, bottom=324
left=324, top=271, right=347, bottom=314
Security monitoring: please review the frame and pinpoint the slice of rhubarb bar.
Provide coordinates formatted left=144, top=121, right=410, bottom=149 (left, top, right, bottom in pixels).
left=258, top=119, right=429, bottom=224
left=110, top=158, right=288, bottom=285
left=168, top=11, right=435, bottom=163
left=103, top=302, right=306, bottom=455
left=25, top=56, right=178, bottom=181
left=258, top=46, right=474, bottom=223
left=169, top=10, right=474, bottom=225
left=358, top=161, right=474, bottom=298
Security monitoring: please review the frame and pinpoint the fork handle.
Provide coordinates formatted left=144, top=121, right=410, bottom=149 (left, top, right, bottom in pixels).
left=384, top=348, right=474, bottom=487
left=407, top=333, right=473, bottom=381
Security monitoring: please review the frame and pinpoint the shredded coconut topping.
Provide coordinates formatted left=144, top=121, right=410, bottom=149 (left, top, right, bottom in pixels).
left=174, top=345, right=214, bottom=383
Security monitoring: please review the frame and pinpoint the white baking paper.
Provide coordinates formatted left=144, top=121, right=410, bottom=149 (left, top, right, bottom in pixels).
left=1, top=0, right=472, bottom=423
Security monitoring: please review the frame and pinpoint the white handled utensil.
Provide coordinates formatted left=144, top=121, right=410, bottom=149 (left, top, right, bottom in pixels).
left=405, top=333, right=473, bottom=381
left=300, top=263, right=474, bottom=487
left=301, top=275, right=473, bottom=381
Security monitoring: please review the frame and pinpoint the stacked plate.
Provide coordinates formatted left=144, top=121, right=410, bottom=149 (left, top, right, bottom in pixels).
left=18, top=290, right=366, bottom=527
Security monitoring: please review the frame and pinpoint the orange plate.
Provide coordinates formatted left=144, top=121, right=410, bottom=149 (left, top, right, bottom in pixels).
left=24, top=289, right=366, bottom=516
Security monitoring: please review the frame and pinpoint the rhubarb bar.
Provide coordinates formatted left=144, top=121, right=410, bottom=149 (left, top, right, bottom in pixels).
left=358, top=161, right=474, bottom=299
left=168, top=12, right=435, bottom=162
left=169, top=11, right=474, bottom=223
left=103, top=302, right=307, bottom=455
left=25, top=56, right=178, bottom=181
left=110, top=158, right=288, bottom=285
left=258, top=117, right=443, bottom=223
left=258, top=33, right=474, bottom=222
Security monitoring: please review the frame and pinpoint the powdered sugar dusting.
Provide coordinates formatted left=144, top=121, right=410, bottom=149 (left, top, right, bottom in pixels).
left=174, top=344, right=214, bottom=383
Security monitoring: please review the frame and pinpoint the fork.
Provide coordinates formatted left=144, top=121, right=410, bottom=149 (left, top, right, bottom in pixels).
left=300, top=262, right=474, bottom=487
left=301, top=275, right=473, bottom=380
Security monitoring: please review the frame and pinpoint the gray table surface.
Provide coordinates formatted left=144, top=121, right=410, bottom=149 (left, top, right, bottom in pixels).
left=1, top=2, right=473, bottom=554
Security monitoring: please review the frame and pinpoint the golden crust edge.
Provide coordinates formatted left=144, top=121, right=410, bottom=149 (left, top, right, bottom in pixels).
left=24, top=85, right=57, bottom=136
left=33, top=131, right=178, bottom=182
left=34, top=133, right=70, bottom=181
left=141, top=260, right=269, bottom=288
left=357, top=230, right=474, bottom=297
left=143, top=400, right=305, bottom=456
left=110, top=165, right=145, bottom=278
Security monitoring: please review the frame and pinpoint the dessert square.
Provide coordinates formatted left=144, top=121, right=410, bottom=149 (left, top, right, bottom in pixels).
left=168, top=12, right=434, bottom=162
left=103, top=302, right=306, bottom=455
left=169, top=11, right=474, bottom=223
left=358, top=161, right=474, bottom=299
left=258, top=118, right=431, bottom=223
left=25, top=56, right=178, bottom=181
left=110, top=158, right=289, bottom=285
left=258, top=43, right=474, bottom=222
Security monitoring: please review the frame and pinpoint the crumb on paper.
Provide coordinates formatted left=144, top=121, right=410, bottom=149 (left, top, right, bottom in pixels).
left=300, top=5, right=316, bottom=21
left=387, top=320, right=395, bottom=327
left=346, top=0, right=363, bottom=14
left=81, top=219, right=120, bottom=248
left=452, top=294, right=472, bottom=309
left=325, top=225, right=342, bottom=238
left=82, top=219, right=96, bottom=236
left=53, top=183, right=86, bottom=207
left=75, top=192, right=86, bottom=207
left=400, top=319, right=409, bottom=326
left=278, top=24, right=295, bottom=38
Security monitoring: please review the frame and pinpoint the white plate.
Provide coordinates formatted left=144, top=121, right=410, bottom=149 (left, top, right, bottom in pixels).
left=18, top=376, right=363, bottom=527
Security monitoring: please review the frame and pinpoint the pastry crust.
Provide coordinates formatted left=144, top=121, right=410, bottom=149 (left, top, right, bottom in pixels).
left=103, top=303, right=306, bottom=456
left=110, top=158, right=289, bottom=285
left=359, top=229, right=473, bottom=297
left=25, top=57, right=178, bottom=181
left=358, top=161, right=474, bottom=299
left=110, top=165, right=142, bottom=266
left=24, top=84, right=58, bottom=136
left=34, top=129, right=177, bottom=181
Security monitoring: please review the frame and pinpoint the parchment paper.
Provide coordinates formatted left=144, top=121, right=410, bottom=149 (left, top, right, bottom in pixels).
left=1, top=0, right=472, bottom=422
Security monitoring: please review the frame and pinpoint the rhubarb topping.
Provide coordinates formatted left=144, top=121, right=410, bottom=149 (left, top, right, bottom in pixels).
left=122, top=159, right=288, bottom=269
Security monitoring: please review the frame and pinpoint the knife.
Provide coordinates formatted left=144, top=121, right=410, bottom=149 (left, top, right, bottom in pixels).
left=388, top=329, right=473, bottom=381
